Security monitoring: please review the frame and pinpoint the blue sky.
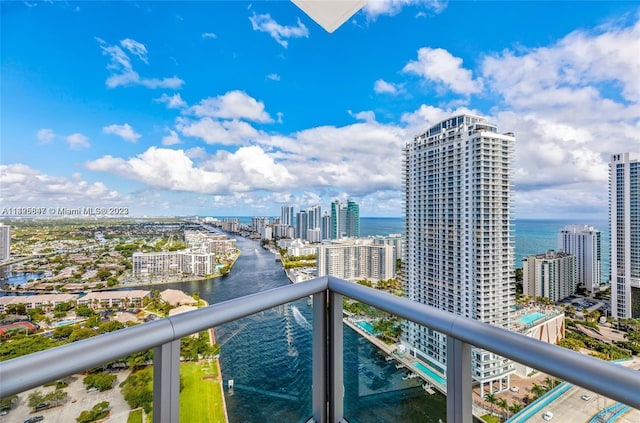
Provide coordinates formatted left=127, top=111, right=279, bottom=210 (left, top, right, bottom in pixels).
left=1, top=1, right=639, bottom=219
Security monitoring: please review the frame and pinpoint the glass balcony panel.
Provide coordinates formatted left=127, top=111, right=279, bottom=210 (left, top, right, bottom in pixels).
left=0, top=356, right=151, bottom=422
left=218, top=299, right=312, bottom=422
left=478, top=361, right=640, bottom=423
left=343, top=304, right=447, bottom=422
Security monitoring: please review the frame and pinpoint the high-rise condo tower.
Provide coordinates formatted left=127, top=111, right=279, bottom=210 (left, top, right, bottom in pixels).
left=403, top=114, right=516, bottom=395
left=609, top=152, right=640, bottom=319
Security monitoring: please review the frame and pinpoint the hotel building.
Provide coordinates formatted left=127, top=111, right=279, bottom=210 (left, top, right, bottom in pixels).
left=403, top=114, right=516, bottom=394
left=558, top=224, right=601, bottom=294
left=523, top=250, right=577, bottom=302
left=316, top=239, right=395, bottom=282
left=610, top=152, right=640, bottom=319
left=133, top=250, right=217, bottom=278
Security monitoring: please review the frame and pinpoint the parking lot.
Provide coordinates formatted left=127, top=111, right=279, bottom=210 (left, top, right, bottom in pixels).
left=1, top=370, right=132, bottom=423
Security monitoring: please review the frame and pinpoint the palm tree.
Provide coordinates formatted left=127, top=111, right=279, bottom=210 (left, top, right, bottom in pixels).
left=484, top=392, right=497, bottom=415
left=543, top=377, right=556, bottom=390
left=531, top=383, right=546, bottom=399
left=509, top=402, right=523, bottom=416
left=497, top=398, right=509, bottom=419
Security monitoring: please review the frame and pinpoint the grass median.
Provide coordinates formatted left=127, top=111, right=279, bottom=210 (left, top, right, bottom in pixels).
left=180, top=360, right=226, bottom=423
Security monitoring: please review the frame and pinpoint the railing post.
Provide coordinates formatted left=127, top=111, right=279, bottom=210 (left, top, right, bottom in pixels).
left=329, top=291, right=344, bottom=423
left=312, top=291, right=327, bottom=422
left=447, top=337, right=472, bottom=423
left=153, top=340, right=180, bottom=423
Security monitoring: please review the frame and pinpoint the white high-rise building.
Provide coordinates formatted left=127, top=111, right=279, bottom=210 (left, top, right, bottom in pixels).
left=523, top=250, right=577, bottom=302
left=296, top=210, right=308, bottom=241
left=316, top=239, right=394, bottom=282
left=558, top=224, right=601, bottom=294
left=0, top=224, right=10, bottom=261
left=281, top=205, right=294, bottom=227
left=403, top=114, right=515, bottom=395
left=321, top=213, right=332, bottom=240
left=610, top=152, right=640, bottom=319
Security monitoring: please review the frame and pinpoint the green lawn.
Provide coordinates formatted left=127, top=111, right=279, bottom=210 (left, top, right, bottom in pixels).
left=179, top=360, right=226, bottom=423
left=126, top=408, right=143, bottom=423
left=481, top=414, right=501, bottom=423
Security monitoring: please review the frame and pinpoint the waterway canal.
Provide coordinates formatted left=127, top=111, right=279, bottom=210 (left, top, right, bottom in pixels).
left=158, top=234, right=446, bottom=423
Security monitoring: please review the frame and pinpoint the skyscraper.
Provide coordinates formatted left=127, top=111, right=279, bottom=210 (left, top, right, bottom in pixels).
left=331, top=199, right=360, bottom=239
left=610, top=152, right=640, bottom=319
left=403, top=114, right=515, bottom=394
left=0, top=223, right=10, bottom=261
left=331, top=200, right=345, bottom=239
left=346, top=200, right=360, bottom=237
left=523, top=250, right=576, bottom=302
left=321, top=212, right=332, bottom=240
left=307, top=204, right=322, bottom=233
left=558, top=224, right=601, bottom=294
left=296, top=210, right=308, bottom=241
left=281, top=205, right=294, bottom=227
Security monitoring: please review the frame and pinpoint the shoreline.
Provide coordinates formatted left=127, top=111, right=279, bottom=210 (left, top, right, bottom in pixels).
left=0, top=251, right=242, bottom=295
left=201, top=298, right=229, bottom=423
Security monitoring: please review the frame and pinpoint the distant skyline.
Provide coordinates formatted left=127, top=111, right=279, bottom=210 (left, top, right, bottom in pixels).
left=1, top=1, right=639, bottom=219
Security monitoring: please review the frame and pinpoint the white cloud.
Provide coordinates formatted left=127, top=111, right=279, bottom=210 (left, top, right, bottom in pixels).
left=120, top=38, right=148, bottom=64
left=482, top=19, right=640, bottom=109
left=37, top=128, right=55, bottom=144
left=176, top=117, right=261, bottom=145
left=187, top=90, right=272, bottom=122
left=249, top=13, right=309, bottom=48
left=155, top=93, right=187, bottom=109
left=0, top=164, right=120, bottom=205
left=102, top=123, right=141, bottom=143
left=403, top=47, right=483, bottom=95
left=266, top=73, right=281, bottom=81
left=374, top=79, right=401, bottom=94
left=201, top=32, right=217, bottom=39
left=162, top=129, right=182, bottom=146
left=96, top=38, right=184, bottom=89
left=258, top=119, right=407, bottom=194
left=348, top=110, right=377, bottom=123
left=476, top=18, right=640, bottom=218
left=362, top=0, right=447, bottom=20
left=86, top=146, right=294, bottom=194
left=66, top=133, right=90, bottom=150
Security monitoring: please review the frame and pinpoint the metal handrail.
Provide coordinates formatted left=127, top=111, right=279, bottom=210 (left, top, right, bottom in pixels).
left=1, top=275, right=639, bottom=413
left=0, top=277, right=326, bottom=398
left=327, top=276, right=640, bottom=409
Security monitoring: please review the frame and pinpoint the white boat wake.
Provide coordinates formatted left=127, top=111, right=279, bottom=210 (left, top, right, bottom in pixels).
left=291, top=306, right=312, bottom=330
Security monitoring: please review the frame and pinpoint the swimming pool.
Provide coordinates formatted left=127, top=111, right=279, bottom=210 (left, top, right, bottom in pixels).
left=355, top=321, right=376, bottom=334
left=517, top=311, right=547, bottom=326
left=413, top=361, right=446, bottom=385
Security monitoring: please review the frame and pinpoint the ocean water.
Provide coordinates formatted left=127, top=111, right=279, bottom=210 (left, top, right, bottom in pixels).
left=358, top=217, right=610, bottom=282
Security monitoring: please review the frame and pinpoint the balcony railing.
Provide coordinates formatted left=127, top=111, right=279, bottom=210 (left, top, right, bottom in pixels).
left=1, top=276, right=639, bottom=422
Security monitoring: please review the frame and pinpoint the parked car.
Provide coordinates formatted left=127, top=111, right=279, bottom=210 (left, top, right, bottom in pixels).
left=510, top=386, right=519, bottom=392
left=542, top=411, right=554, bottom=421
left=24, top=416, right=44, bottom=423
left=581, top=394, right=591, bottom=401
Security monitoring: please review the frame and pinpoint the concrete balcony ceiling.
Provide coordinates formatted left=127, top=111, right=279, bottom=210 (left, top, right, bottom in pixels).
left=292, top=0, right=368, bottom=33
